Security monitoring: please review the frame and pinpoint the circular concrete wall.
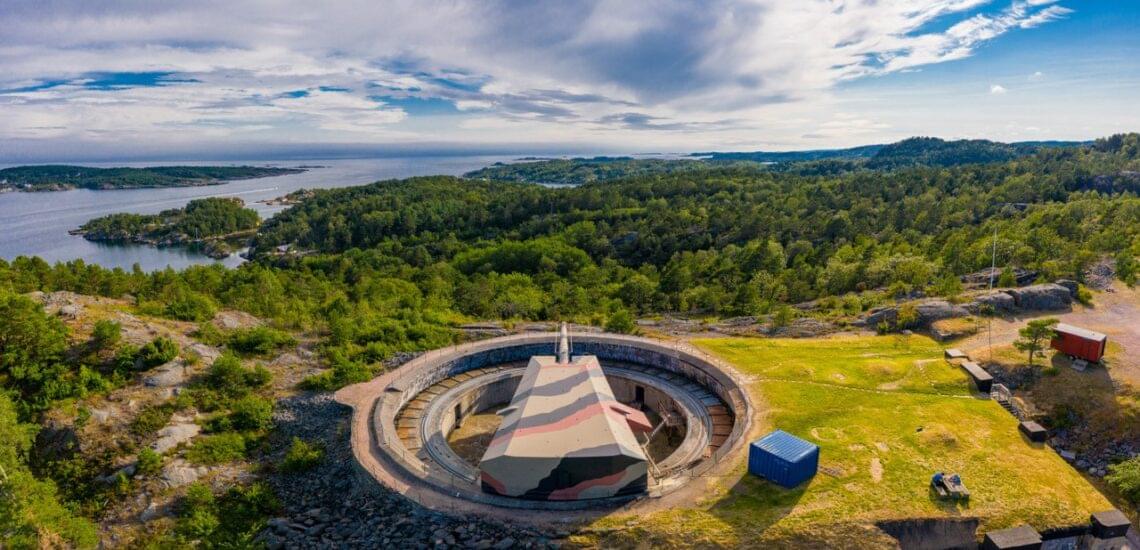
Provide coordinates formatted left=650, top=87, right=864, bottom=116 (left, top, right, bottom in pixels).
left=339, top=331, right=753, bottom=512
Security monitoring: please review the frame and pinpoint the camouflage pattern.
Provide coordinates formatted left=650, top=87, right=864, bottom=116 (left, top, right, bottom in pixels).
left=479, top=325, right=649, bottom=500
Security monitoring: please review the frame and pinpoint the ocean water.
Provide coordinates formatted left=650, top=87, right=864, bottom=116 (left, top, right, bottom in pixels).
left=0, top=156, right=515, bottom=272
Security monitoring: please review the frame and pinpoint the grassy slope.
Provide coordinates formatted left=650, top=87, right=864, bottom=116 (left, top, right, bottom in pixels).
left=582, top=335, right=1110, bottom=548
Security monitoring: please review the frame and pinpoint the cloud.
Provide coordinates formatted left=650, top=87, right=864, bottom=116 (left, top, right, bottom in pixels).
left=990, top=84, right=1008, bottom=94
left=0, top=0, right=1075, bottom=152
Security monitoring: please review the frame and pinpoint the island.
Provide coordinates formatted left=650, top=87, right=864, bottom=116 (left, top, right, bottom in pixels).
left=71, top=197, right=259, bottom=259
left=0, top=165, right=304, bottom=192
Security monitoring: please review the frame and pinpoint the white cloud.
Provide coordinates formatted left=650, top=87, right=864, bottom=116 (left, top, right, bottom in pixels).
left=0, top=0, right=1077, bottom=153
left=990, top=84, right=1008, bottom=94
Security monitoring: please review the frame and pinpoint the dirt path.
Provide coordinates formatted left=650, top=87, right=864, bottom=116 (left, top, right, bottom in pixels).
left=957, top=283, right=1140, bottom=388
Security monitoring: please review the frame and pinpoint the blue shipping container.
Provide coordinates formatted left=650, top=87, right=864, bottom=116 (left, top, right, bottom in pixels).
left=748, top=430, right=819, bottom=488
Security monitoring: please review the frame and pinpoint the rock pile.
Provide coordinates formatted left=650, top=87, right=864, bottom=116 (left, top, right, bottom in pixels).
left=260, top=393, right=558, bottom=549
left=1051, top=429, right=1139, bottom=479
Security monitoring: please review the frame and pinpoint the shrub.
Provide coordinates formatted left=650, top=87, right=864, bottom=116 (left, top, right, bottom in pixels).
left=896, top=303, right=919, bottom=329
left=164, top=290, right=217, bottom=322
left=227, top=396, right=273, bottom=432
left=227, top=326, right=296, bottom=356
left=204, top=354, right=271, bottom=397
left=1076, top=284, right=1094, bottom=305
left=604, top=309, right=637, bottom=334
left=136, top=447, right=163, bottom=476
left=281, top=437, right=324, bottom=473
left=138, top=336, right=179, bottom=368
left=131, top=404, right=174, bottom=437
left=997, top=269, right=1017, bottom=288
left=174, top=482, right=279, bottom=546
left=299, top=357, right=373, bottom=391
left=91, top=319, right=122, bottom=349
left=771, top=305, right=795, bottom=329
left=1106, top=457, right=1140, bottom=504
left=186, top=433, right=248, bottom=465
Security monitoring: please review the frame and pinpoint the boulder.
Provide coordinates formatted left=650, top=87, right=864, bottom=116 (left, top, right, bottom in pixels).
left=1002, top=283, right=1072, bottom=311
left=966, top=291, right=1016, bottom=314
left=161, top=459, right=209, bottom=488
left=865, top=307, right=897, bottom=328
left=186, top=343, right=221, bottom=365
left=144, top=360, right=187, bottom=388
left=89, top=407, right=113, bottom=424
left=152, top=423, right=200, bottom=453
left=1054, top=279, right=1079, bottom=297
left=913, top=300, right=969, bottom=325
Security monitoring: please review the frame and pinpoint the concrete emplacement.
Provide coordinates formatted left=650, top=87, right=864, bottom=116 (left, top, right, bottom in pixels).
left=336, top=328, right=753, bottom=517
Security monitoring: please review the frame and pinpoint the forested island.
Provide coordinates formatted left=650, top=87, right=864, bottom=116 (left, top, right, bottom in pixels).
left=463, top=156, right=705, bottom=185
left=73, top=197, right=259, bottom=258
left=0, top=165, right=303, bottom=192
left=466, top=137, right=1090, bottom=184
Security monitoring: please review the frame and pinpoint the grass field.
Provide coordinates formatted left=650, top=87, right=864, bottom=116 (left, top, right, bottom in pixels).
left=580, top=335, right=1111, bottom=548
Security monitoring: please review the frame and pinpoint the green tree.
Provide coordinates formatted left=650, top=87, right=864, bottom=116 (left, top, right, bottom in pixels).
left=91, top=319, right=122, bottom=350
left=138, top=336, right=179, bottom=368
left=1013, top=318, right=1059, bottom=366
left=605, top=309, right=637, bottom=334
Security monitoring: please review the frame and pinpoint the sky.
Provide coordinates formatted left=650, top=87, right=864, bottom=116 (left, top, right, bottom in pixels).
left=1, top=0, right=1138, bottom=161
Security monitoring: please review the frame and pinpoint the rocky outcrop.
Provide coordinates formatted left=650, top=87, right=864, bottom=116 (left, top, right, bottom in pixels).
left=966, top=291, right=1016, bottom=313
left=766, top=317, right=838, bottom=338
left=1002, top=283, right=1072, bottom=311
left=143, top=360, right=188, bottom=388
left=864, top=299, right=968, bottom=329
left=914, top=300, right=970, bottom=324
left=261, top=393, right=549, bottom=549
left=152, top=422, right=200, bottom=454
left=161, top=459, right=210, bottom=488
left=961, top=267, right=1037, bottom=287
left=1054, top=279, right=1079, bottom=297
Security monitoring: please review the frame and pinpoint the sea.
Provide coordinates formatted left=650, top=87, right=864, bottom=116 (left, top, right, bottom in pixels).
left=0, top=156, right=518, bottom=272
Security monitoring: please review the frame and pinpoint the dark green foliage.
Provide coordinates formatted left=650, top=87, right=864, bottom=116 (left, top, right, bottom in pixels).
left=299, top=355, right=374, bottom=391
left=185, top=433, right=248, bottom=465
left=204, top=354, right=270, bottom=397
left=131, top=404, right=174, bottom=437
left=77, top=198, right=259, bottom=260
left=172, top=482, right=279, bottom=548
left=0, top=291, right=109, bottom=415
left=162, top=284, right=217, bottom=322
left=281, top=437, right=324, bottom=473
left=1015, top=318, right=1059, bottom=366
left=226, top=395, right=273, bottom=432
left=138, top=336, right=179, bottom=368
left=90, top=319, right=122, bottom=350
left=865, top=137, right=1051, bottom=170
left=1106, top=457, right=1140, bottom=504
left=0, top=165, right=300, bottom=191
left=605, top=309, right=636, bottom=334
left=226, top=326, right=297, bottom=356
left=136, top=447, right=163, bottom=476
left=464, top=157, right=705, bottom=185
left=0, top=393, right=99, bottom=549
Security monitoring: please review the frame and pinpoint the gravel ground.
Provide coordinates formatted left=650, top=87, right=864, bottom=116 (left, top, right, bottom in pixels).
left=260, top=392, right=560, bottom=549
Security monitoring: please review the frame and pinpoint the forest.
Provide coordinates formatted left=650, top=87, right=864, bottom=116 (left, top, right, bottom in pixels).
left=0, top=165, right=302, bottom=191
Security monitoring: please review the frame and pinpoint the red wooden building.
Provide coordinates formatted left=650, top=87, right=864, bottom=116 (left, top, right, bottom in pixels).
left=1051, top=323, right=1107, bottom=363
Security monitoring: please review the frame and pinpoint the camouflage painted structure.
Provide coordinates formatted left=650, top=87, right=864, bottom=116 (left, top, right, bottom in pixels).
left=479, top=324, right=650, bottom=500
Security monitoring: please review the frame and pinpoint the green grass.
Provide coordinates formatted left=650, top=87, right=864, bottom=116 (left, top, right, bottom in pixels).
left=583, top=335, right=1112, bottom=548
left=701, top=334, right=969, bottom=395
